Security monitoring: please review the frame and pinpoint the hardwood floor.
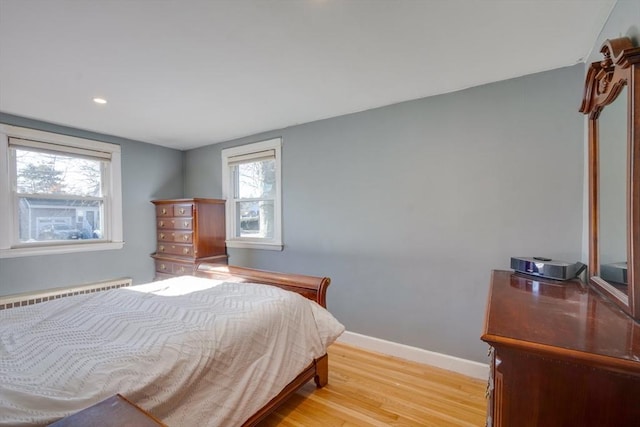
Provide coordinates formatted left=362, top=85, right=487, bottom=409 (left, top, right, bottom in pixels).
left=258, top=342, right=487, bottom=427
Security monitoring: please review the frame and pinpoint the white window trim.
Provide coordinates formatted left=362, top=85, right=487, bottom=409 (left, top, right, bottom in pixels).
left=222, top=138, right=283, bottom=251
left=0, top=124, right=124, bottom=258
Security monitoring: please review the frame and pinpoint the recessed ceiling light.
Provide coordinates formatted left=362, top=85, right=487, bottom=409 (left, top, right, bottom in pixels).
left=93, top=97, right=107, bottom=104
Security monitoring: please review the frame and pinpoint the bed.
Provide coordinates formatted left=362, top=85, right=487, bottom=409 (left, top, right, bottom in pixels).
left=0, top=263, right=344, bottom=426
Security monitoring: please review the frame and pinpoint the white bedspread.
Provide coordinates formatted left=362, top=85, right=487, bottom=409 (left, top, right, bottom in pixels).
left=0, top=276, right=344, bottom=426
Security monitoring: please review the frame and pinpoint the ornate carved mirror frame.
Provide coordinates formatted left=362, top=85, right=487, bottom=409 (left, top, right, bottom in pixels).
left=580, top=37, right=640, bottom=320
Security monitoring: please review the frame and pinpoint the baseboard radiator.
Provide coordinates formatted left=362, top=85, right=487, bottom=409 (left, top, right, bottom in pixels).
left=0, top=277, right=133, bottom=311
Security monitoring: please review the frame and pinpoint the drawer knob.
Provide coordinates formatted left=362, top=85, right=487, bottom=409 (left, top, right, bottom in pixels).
left=183, top=235, right=189, bottom=241
left=179, top=267, right=185, bottom=273
left=161, top=208, right=167, bottom=215
left=184, top=221, right=189, bottom=227
left=160, top=233, right=165, bottom=239
left=179, top=208, right=186, bottom=214
left=159, top=245, right=165, bottom=252
left=159, top=221, right=164, bottom=227
left=160, top=264, right=166, bottom=270
left=183, top=248, right=190, bottom=255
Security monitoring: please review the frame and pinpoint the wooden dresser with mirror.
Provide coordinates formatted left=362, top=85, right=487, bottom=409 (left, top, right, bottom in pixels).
left=481, top=37, right=640, bottom=426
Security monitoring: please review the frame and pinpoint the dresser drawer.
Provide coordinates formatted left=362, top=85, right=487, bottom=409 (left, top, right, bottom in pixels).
left=154, top=260, right=194, bottom=276
left=172, top=263, right=194, bottom=275
left=157, top=243, right=194, bottom=257
left=157, top=218, right=193, bottom=230
left=155, top=260, right=173, bottom=275
left=155, top=205, right=173, bottom=217
left=173, top=204, right=193, bottom=217
left=157, top=231, right=193, bottom=243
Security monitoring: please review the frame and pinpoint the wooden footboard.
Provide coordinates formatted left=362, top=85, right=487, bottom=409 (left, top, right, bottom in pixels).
left=196, top=263, right=333, bottom=425
left=195, top=263, right=331, bottom=308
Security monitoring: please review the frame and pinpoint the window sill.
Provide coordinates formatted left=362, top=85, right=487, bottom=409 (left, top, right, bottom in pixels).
left=0, top=241, right=124, bottom=258
left=226, top=240, right=283, bottom=251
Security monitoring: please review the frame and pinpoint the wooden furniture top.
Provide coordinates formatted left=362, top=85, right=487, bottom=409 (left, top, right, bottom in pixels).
left=151, top=198, right=225, bottom=205
left=49, top=394, right=166, bottom=427
left=482, top=270, right=640, bottom=374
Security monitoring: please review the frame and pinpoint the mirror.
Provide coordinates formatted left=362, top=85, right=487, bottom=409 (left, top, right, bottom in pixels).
left=598, top=87, right=627, bottom=295
left=580, top=37, right=640, bottom=320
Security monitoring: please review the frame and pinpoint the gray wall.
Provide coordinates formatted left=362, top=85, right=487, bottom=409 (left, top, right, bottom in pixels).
left=185, top=65, right=585, bottom=363
left=0, top=113, right=184, bottom=295
left=587, top=0, right=639, bottom=64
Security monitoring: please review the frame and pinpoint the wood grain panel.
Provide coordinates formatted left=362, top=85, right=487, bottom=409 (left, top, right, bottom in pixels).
left=258, top=343, right=487, bottom=427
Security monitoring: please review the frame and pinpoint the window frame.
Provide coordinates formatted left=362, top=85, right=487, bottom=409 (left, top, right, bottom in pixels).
left=0, top=124, right=123, bottom=258
left=221, top=138, right=283, bottom=251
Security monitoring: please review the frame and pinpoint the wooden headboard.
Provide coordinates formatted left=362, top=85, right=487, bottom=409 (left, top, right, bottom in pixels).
left=195, top=263, right=331, bottom=308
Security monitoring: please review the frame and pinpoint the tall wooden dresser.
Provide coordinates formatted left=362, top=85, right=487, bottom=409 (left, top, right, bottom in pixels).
left=151, top=198, right=227, bottom=279
left=481, top=270, right=640, bottom=427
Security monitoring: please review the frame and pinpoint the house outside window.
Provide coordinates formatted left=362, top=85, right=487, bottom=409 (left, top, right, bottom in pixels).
left=222, top=138, right=282, bottom=250
left=0, top=125, right=123, bottom=258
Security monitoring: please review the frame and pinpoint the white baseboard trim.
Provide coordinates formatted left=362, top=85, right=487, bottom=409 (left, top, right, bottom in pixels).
left=337, top=331, right=489, bottom=380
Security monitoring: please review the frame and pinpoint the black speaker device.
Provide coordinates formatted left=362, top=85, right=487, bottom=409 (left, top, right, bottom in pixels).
left=510, top=257, right=586, bottom=281
left=600, top=262, right=628, bottom=285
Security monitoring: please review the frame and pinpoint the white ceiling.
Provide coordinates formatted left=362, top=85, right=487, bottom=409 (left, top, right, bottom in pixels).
left=0, top=0, right=616, bottom=150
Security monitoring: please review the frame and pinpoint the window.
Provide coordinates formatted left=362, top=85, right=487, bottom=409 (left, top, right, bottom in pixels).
left=0, top=125, right=123, bottom=258
left=222, top=138, right=282, bottom=250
